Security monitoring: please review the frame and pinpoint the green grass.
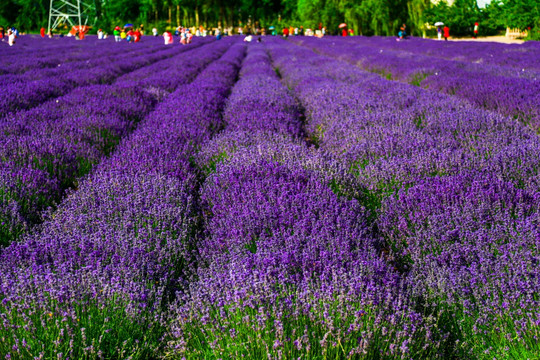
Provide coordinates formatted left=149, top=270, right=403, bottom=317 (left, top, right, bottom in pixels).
left=167, top=293, right=438, bottom=360
left=410, top=72, right=430, bottom=87
left=0, top=295, right=165, bottom=360
left=415, top=299, right=540, bottom=360
left=200, top=150, right=231, bottom=175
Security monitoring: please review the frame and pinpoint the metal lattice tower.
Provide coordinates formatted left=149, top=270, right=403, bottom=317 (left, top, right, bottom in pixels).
left=48, top=0, right=96, bottom=33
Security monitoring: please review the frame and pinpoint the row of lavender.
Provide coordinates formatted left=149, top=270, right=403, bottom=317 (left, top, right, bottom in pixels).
left=0, top=37, right=204, bottom=116
left=268, top=38, right=539, bottom=359
left=291, top=37, right=540, bottom=130
left=0, top=37, right=165, bottom=76
left=0, top=39, right=214, bottom=246
left=1, top=36, right=114, bottom=74
left=0, top=39, right=244, bottom=359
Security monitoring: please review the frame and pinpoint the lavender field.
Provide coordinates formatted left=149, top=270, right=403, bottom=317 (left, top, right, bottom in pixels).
left=0, top=35, right=539, bottom=359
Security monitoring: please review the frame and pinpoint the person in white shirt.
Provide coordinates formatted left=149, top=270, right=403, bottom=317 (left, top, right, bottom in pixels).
left=8, top=28, right=16, bottom=46
left=163, top=31, right=173, bottom=45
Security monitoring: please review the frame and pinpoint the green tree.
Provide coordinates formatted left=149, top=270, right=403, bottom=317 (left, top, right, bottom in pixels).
left=407, top=0, right=431, bottom=37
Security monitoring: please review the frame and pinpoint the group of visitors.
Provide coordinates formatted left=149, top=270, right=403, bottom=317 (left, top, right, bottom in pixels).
left=2, top=20, right=481, bottom=48
left=180, top=28, right=194, bottom=44
left=281, top=25, right=326, bottom=38
left=435, top=22, right=478, bottom=41
left=112, top=25, right=143, bottom=42
left=0, top=26, right=18, bottom=46
left=436, top=25, right=451, bottom=41
left=163, top=26, right=195, bottom=45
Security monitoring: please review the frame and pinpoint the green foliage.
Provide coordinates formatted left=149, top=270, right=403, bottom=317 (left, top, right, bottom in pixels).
left=497, top=0, right=540, bottom=29
left=424, top=0, right=484, bottom=37
left=407, top=0, right=431, bottom=36
left=0, top=0, right=48, bottom=30
left=497, top=0, right=540, bottom=41
left=423, top=0, right=540, bottom=37
left=170, top=294, right=439, bottom=359
left=0, top=297, right=165, bottom=359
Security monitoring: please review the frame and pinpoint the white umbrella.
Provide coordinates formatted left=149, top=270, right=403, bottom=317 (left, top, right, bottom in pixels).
left=434, top=22, right=444, bottom=27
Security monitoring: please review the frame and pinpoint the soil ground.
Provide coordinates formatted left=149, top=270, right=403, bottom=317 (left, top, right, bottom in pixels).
left=447, top=35, right=525, bottom=44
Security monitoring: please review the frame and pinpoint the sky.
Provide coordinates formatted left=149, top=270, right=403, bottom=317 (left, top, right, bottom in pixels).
left=477, top=0, right=492, bottom=8
left=440, top=0, right=492, bottom=8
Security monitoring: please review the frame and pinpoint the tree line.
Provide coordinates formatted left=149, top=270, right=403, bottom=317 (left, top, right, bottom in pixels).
left=0, top=0, right=538, bottom=38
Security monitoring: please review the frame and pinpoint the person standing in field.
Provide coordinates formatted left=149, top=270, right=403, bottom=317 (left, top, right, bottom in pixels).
left=283, top=27, right=289, bottom=37
left=120, top=28, right=127, bottom=41
left=8, top=28, right=16, bottom=46
left=163, top=30, right=173, bottom=44
left=133, top=28, right=141, bottom=42
left=126, top=28, right=134, bottom=42
left=114, top=26, right=121, bottom=42
left=443, top=25, right=450, bottom=41
left=40, top=27, right=45, bottom=38
left=399, top=24, right=407, bottom=38
left=342, top=27, right=347, bottom=37
left=0, top=26, right=4, bottom=40
left=180, top=28, right=187, bottom=44
left=473, top=22, right=479, bottom=38
left=437, top=26, right=442, bottom=40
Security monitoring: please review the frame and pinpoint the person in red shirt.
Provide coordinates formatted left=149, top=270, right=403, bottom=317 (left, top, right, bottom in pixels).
left=283, top=27, right=289, bottom=37
left=443, top=26, right=450, bottom=41
left=40, top=27, right=45, bottom=38
left=342, top=28, right=347, bottom=37
left=133, top=29, right=141, bottom=42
